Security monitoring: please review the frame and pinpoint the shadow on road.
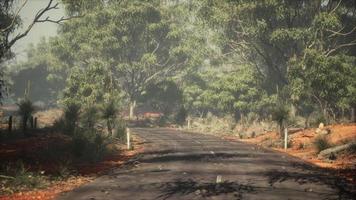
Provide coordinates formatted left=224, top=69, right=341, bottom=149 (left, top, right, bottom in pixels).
left=158, top=179, right=255, bottom=200
left=265, top=165, right=356, bottom=199
left=140, top=152, right=252, bottom=163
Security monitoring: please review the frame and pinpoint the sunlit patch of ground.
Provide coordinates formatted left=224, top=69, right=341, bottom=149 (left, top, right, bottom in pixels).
left=33, top=109, right=63, bottom=127
left=237, top=124, right=356, bottom=184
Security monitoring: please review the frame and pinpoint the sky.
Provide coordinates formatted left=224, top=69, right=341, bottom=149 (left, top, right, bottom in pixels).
left=12, top=0, right=65, bottom=62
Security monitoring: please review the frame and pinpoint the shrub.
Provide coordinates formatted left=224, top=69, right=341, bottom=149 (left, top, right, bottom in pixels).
left=271, top=105, right=289, bottom=137
left=347, top=143, right=356, bottom=154
left=157, top=116, right=168, bottom=127
left=71, top=134, right=88, bottom=157
left=71, top=130, right=107, bottom=163
left=175, top=106, right=187, bottom=126
left=310, top=112, right=327, bottom=127
left=101, top=101, right=117, bottom=136
left=246, top=112, right=259, bottom=125
left=81, top=106, right=98, bottom=130
left=17, top=99, right=35, bottom=133
left=313, top=136, right=331, bottom=153
left=114, top=119, right=126, bottom=142
left=63, top=103, right=81, bottom=135
left=0, top=161, right=47, bottom=194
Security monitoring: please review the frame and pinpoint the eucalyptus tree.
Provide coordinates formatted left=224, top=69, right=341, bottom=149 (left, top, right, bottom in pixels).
left=10, top=38, right=65, bottom=103
left=55, top=0, right=194, bottom=118
left=199, top=0, right=356, bottom=122
left=199, top=0, right=356, bottom=89
left=0, top=0, right=71, bottom=101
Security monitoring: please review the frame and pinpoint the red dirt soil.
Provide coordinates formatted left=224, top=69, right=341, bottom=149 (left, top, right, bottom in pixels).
left=0, top=135, right=143, bottom=200
left=238, top=124, right=356, bottom=184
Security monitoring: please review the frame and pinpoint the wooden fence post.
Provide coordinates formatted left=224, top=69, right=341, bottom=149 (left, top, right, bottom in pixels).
left=8, top=116, right=12, bottom=133
left=187, top=116, right=191, bottom=129
left=284, top=128, right=288, bottom=151
left=126, top=127, right=131, bottom=150
left=34, top=117, right=37, bottom=129
left=30, top=116, right=34, bottom=129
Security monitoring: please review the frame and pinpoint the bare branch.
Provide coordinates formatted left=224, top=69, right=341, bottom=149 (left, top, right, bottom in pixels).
left=151, top=40, right=160, bottom=55
left=6, top=0, right=78, bottom=52
left=36, top=16, right=76, bottom=24
left=0, top=0, right=29, bottom=32
left=330, top=0, right=342, bottom=14
left=327, top=26, right=356, bottom=37
left=325, top=40, right=356, bottom=56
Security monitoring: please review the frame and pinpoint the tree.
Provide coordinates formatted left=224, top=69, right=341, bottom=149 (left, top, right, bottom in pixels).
left=199, top=0, right=356, bottom=91
left=289, top=50, right=355, bottom=122
left=199, top=0, right=356, bottom=124
left=0, top=0, right=72, bottom=102
left=17, top=98, right=35, bottom=134
left=55, top=1, right=194, bottom=119
left=9, top=38, right=65, bottom=104
left=143, top=80, right=182, bottom=116
left=101, top=100, right=117, bottom=136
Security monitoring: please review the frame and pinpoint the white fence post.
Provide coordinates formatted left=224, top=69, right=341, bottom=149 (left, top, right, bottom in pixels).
left=126, top=127, right=131, bottom=150
left=284, top=128, right=288, bottom=151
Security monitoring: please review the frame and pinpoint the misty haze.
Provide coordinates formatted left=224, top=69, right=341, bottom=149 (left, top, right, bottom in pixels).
left=0, top=0, right=355, bottom=199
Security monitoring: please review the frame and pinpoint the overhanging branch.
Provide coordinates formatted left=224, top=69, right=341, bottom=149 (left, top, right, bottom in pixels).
left=6, top=0, right=78, bottom=52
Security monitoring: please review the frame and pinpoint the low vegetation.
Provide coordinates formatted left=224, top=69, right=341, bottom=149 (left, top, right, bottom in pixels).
left=1, top=0, right=356, bottom=197
left=1, top=161, right=48, bottom=194
left=0, top=98, right=130, bottom=196
left=313, top=136, right=332, bottom=153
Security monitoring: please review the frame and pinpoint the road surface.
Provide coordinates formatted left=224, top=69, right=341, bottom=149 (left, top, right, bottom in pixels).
left=58, top=128, right=355, bottom=200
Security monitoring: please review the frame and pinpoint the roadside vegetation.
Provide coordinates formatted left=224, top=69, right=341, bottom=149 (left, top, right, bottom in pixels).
left=0, top=98, right=137, bottom=197
left=0, top=0, right=356, bottom=198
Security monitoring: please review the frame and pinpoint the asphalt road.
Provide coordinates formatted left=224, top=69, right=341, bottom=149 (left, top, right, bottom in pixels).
left=58, top=128, right=355, bottom=200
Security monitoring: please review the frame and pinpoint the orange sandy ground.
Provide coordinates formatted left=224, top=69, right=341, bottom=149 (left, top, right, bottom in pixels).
left=228, top=124, right=356, bottom=183
left=0, top=137, right=144, bottom=200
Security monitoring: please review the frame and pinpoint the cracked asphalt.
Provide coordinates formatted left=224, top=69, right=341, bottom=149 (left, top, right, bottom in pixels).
left=57, top=128, right=355, bottom=200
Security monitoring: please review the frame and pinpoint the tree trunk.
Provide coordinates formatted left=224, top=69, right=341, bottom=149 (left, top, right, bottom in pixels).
left=351, top=107, right=355, bottom=123
left=8, top=116, right=12, bottom=133
left=322, top=107, right=328, bottom=124
left=23, top=116, right=28, bottom=136
left=290, top=104, right=296, bottom=118
left=279, top=120, right=284, bottom=138
left=129, top=100, right=136, bottom=120
left=187, top=116, right=191, bottom=129
left=305, top=115, right=310, bottom=129
left=107, top=120, right=112, bottom=136
left=240, top=113, right=244, bottom=124
left=34, top=117, right=37, bottom=129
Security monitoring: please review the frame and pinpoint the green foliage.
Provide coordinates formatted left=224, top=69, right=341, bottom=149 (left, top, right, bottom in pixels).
left=313, top=136, right=331, bottom=153
left=309, top=112, right=327, bottom=127
left=114, top=119, right=126, bottom=143
left=101, top=100, right=118, bottom=136
left=71, top=130, right=107, bottom=163
left=271, top=104, right=289, bottom=136
left=54, top=0, right=197, bottom=111
left=81, top=106, right=98, bottom=130
left=9, top=38, right=65, bottom=104
left=157, top=116, right=169, bottom=127
left=175, top=106, right=187, bottom=126
left=17, top=99, right=35, bottom=132
left=143, top=80, right=183, bottom=116
left=271, top=105, right=289, bottom=126
left=0, top=161, right=47, bottom=194
left=289, top=51, right=355, bottom=120
left=62, top=102, right=81, bottom=135
left=196, top=0, right=356, bottom=124
left=182, top=65, right=275, bottom=121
